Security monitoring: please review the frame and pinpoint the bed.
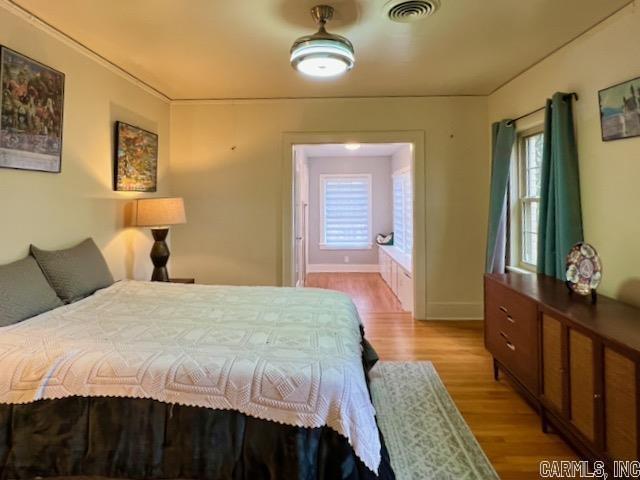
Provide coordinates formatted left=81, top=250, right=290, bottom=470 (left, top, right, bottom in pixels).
left=0, top=280, right=395, bottom=479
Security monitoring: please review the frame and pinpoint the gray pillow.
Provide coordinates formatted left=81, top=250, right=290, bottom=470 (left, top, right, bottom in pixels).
left=0, top=256, right=63, bottom=327
left=30, top=238, right=114, bottom=304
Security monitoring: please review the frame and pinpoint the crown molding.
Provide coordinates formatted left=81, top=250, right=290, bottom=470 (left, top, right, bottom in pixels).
left=1, top=1, right=487, bottom=105
left=1, top=0, right=171, bottom=103
left=489, top=0, right=635, bottom=96
left=7, top=0, right=629, bottom=105
left=170, top=94, right=486, bottom=106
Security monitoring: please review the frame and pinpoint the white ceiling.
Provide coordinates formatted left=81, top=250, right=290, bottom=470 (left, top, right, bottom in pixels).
left=11, top=0, right=630, bottom=100
left=298, top=143, right=409, bottom=158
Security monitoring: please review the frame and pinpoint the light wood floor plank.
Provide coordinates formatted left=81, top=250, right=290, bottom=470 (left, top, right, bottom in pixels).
left=306, top=272, right=577, bottom=479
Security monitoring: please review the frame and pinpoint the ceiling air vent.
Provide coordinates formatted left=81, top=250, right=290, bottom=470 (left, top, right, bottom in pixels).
left=384, top=0, right=439, bottom=23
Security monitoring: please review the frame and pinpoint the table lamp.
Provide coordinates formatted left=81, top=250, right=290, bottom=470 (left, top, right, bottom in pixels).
left=135, top=197, right=186, bottom=281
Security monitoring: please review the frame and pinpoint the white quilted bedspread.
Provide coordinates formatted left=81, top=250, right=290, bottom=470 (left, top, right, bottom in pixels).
left=0, top=280, right=381, bottom=472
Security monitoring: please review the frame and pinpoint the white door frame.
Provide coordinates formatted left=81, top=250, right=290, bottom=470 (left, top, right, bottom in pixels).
left=293, top=149, right=309, bottom=287
left=281, top=131, right=427, bottom=320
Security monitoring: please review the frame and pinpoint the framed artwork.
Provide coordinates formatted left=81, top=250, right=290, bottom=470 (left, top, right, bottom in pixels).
left=599, top=76, right=640, bottom=141
left=114, top=121, right=158, bottom=192
left=0, top=46, right=65, bottom=173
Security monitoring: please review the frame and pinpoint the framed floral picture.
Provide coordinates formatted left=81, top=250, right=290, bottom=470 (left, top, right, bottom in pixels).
left=114, top=121, right=158, bottom=192
left=0, top=46, right=65, bottom=173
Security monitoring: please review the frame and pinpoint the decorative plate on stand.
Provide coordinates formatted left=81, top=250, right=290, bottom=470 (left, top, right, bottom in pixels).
left=565, top=242, right=602, bottom=297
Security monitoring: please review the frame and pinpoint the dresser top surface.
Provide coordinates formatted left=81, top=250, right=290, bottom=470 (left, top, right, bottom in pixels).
left=486, top=273, right=640, bottom=354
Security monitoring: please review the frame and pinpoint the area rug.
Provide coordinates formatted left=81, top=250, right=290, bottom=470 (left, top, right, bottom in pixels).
left=370, top=361, right=499, bottom=480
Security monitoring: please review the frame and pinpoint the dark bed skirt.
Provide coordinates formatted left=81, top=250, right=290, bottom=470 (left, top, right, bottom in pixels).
left=0, top=338, right=394, bottom=480
left=0, top=397, right=394, bottom=480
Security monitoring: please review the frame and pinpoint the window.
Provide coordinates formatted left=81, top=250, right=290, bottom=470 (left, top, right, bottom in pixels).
left=514, top=129, right=543, bottom=270
left=392, top=168, right=413, bottom=255
left=320, top=174, right=372, bottom=249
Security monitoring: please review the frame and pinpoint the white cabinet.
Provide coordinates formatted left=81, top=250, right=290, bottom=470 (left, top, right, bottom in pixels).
left=397, top=267, right=413, bottom=311
left=378, top=246, right=413, bottom=313
left=378, top=248, right=391, bottom=285
left=390, top=261, right=398, bottom=294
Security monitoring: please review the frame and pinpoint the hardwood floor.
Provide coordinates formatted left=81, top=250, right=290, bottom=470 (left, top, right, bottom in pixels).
left=306, top=272, right=577, bottom=480
left=306, top=272, right=404, bottom=313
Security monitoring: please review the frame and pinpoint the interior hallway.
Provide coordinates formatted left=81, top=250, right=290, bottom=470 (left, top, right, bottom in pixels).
left=305, top=272, right=576, bottom=480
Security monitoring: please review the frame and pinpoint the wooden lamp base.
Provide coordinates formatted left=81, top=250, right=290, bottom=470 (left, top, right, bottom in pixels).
left=150, top=228, right=171, bottom=282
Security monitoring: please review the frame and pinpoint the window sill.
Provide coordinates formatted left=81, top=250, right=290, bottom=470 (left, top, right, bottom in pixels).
left=506, top=265, right=535, bottom=275
left=319, top=244, right=372, bottom=251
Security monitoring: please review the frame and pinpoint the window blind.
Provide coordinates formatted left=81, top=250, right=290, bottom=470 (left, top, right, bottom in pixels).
left=393, top=170, right=413, bottom=255
left=321, top=175, right=371, bottom=248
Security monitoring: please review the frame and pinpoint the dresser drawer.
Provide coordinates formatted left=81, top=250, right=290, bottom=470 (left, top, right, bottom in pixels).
left=486, top=280, right=537, bottom=344
left=484, top=272, right=640, bottom=465
left=492, top=330, right=536, bottom=387
left=485, top=278, right=539, bottom=393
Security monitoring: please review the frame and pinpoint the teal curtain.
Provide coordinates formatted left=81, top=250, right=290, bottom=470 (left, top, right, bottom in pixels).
left=485, top=120, right=516, bottom=273
left=537, top=92, right=584, bottom=279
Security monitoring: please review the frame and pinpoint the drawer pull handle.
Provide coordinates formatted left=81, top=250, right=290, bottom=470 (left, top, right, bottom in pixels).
left=499, top=306, right=508, bottom=314
left=499, top=331, right=515, bottom=351
left=594, top=394, right=602, bottom=400
left=507, top=315, right=515, bottom=323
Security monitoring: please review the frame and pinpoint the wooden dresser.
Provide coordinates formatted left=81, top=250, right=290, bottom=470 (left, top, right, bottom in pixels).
left=485, top=273, right=640, bottom=465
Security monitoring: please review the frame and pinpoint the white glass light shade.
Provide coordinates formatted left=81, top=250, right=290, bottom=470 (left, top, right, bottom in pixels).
left=290, top=39, right=355, bottom=78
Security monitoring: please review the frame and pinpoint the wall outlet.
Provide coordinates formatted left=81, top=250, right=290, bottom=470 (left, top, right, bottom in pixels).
left=344, top=256, right=350, bottom=263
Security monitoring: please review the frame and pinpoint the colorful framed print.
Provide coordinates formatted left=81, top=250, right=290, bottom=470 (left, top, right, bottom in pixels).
left=0, top=46, right=65, bottom=173
left=599, top=76, right=640, bottom=141
left=114, top=121, right=158, bottom=192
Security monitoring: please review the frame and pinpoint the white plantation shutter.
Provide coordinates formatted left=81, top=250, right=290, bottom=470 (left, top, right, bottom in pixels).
left=393, top=176, right=405, bottom=252
left=404, top=172, right=413, bottom=254
left=321, top=175, right=372, bottom=248
left=393, top=170, right=413, bottom=255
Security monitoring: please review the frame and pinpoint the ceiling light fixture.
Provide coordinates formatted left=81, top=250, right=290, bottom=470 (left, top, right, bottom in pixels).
left=290, top=5, right=355, bottom=78
left=345, top=143, right=361, bottom=151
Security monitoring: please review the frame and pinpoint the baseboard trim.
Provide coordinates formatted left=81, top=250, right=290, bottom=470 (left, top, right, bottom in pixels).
left=307, top=264, right=380, bottom=273
left=425, top=302, right=484, bottom=320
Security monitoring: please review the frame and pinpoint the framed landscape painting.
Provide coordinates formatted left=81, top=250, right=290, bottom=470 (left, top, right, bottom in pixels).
left=114, top=121, right=158, bottom=192
left=599, top=76, right=640, bottom=141
left=0, top=46, right=65, bottom=173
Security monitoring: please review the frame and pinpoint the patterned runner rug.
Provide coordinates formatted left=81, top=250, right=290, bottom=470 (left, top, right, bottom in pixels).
left=370, top=361, right=499, bottom=480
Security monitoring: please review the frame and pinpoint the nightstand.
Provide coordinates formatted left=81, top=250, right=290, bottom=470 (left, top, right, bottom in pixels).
left=170, top=278, right=195, bottom=284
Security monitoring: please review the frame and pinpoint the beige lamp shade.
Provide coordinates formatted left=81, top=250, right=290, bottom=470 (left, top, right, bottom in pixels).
left=135, top=197, right=186, bottom=227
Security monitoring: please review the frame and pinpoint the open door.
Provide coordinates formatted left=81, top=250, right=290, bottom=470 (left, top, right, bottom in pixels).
left=293, top=148, right=309, bottom=287
left=295, top=202, right=308, bottom=286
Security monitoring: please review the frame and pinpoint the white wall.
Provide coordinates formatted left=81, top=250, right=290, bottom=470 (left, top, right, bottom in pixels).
left=489, top=4, right=640, bottom=307
left=170, top=96, right=489, bottom=319
left=0, top=4, right=171, bottom=280
left=392, top=144, right=412, bottom=173
left=307, top=155, right=392, bottom=268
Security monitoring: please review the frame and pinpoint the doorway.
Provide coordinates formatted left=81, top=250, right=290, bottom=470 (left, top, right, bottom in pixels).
left=283, top=132, right=425, bottom=319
